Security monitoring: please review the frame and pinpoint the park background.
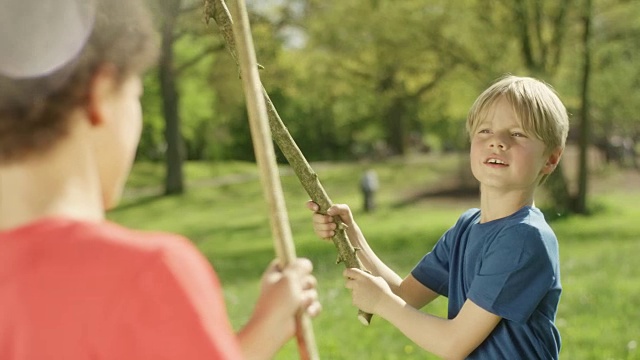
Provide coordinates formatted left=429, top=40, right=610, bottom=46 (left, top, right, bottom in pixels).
left=109, top=0, right=639, bottom=358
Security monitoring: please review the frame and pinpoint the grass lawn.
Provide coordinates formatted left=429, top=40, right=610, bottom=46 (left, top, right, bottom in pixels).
left=109, top=155, right=640, bottom=360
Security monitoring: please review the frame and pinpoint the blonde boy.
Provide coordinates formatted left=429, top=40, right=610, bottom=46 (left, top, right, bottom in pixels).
left=309, top=75, right=568, bottom=359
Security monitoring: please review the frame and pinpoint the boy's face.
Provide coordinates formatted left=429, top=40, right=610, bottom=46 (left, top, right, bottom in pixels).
left=469, top=96, right=557, bottom=192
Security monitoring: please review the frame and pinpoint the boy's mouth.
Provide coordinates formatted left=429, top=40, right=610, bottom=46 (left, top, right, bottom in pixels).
left=485, top=157, right=508, bottom=166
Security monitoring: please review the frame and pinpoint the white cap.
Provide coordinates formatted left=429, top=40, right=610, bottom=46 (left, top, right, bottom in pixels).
left=0, top=0, right=96, bottom=78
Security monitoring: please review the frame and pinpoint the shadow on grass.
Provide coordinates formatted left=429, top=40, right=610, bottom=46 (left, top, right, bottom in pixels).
left=205, top=241, right=342, bottom=284
left=110, top=193, right=169, bottom=212
left=392, top=183, right=479, bottom=208
left=540, top=197, right=613, bottom=223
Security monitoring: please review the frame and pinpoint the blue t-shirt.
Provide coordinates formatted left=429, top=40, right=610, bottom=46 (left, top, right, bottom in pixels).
left=411, top=206, right=561, bottom=359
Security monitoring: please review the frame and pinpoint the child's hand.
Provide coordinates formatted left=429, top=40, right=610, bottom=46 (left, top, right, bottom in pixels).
left=255, top=258, right=321, bottom=340
left=343, top=268, right=394, bottom=315
left=306, top=201, right=355, bottom=240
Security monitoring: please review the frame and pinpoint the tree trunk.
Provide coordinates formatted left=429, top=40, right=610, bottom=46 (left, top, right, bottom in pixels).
left=509, top=0, right=575, bottom=212
left=545, top=164, right=572, bottom=215
left=574, top=0, right=592, bottom=214
left=384, top=98, right=407, bottom=156
left=159, top=0, right=184, bottom=195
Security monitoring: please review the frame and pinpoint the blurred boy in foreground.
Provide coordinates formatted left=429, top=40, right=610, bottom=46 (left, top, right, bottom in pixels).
left=0, top=1, right=320, bottom=359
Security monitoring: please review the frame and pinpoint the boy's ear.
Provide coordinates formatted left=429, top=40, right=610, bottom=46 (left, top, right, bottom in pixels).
left=542, top=147, right=563, bottom=174
left=86, top=64, right=118, bottom=126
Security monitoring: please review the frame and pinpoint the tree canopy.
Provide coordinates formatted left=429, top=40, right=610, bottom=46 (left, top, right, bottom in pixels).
left=140, top=0, right=640, bottom=167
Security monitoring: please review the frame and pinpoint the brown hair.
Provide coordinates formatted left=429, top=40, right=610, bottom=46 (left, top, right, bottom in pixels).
left=0, top=0, right=158, bottom=163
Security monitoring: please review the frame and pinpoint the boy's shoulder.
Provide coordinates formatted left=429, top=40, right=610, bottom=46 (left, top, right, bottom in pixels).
left=456, top=208, right=482, bottom=225
left=449, top=208, right=482, bottom=234
left=454, top=207, right=557, bottom=247
left=454, top=207, right=552, bottom=230
left=500, top=206, right=554, bottom=235
left=40, top=217, right=189, bottom=250
left=469, top=206, right=551, bottom=230
left=0, top=217, right=205, bottom=274
left=485, top=207, right=559, bottom=253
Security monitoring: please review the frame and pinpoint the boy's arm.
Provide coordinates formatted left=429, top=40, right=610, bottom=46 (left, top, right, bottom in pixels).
left=344, top=220, right=403, bottom=291
left=314, top=203, right=439, bottom=307
left=398, top=274, right=440, bottom=309
left=310, top=202, right=440, bottom=307
left=236, top=259, right=321, bottom=360
left=350, top=225, right=441, bottom=309
left=382, top=297, right=500, bottom=359
left=309, top=202, right=401, bottom=288
left=346, top=268, right=500, bottom=359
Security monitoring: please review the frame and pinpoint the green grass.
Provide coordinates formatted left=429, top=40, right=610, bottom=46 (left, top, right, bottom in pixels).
left=108, top=156, right=640, bottom=360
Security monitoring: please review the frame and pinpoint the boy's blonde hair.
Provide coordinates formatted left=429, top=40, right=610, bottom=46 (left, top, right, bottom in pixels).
left=466, top=75, right=569, bottom=184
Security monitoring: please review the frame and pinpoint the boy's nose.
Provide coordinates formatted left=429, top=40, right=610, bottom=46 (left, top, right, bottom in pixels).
left=489, top=134, right=508, bottom=150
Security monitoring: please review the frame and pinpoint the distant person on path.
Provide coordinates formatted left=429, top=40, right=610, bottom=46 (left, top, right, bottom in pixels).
left=307, top=75, right=568, bottom=359
left=360, top=168, right=379, bottom=212
left=0, top=1, right=320, bottom=359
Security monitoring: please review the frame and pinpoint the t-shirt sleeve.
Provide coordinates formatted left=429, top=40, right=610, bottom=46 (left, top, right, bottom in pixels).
left=411, top=230, right=452, bottom=296
left=467, top=224, right=556, bottom=324
left=98, top=235, right=243, bottom=360
left=411, top=209, right=479, bottom=297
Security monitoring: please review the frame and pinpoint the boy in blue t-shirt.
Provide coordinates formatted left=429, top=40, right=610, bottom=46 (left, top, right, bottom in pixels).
left=307, top=75, right=568, bottom=359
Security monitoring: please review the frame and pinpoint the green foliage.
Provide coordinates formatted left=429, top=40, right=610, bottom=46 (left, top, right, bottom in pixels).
left=589, top=1, right=640, bottom=139
left=140, top=0, right=639, bottom=162
left=109, top=157, right=640, bottom=359
left=139, top=73, right=165, bottom=161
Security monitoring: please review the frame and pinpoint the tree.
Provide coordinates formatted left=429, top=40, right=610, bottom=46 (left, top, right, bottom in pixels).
left=493, top=0, right=576, bottom=213
left=155, top=0, right=226, bottom=194
left=589, top=0, right=640, bottom=168
left=158, top=0, right=184, bottom=195
left=575, top=0, right=593, bottom=214
left=287, top=0, right=464, bottom=156
left=142, top=0, right=639, bottom=175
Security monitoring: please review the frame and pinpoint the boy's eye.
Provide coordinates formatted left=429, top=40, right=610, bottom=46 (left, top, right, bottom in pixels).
left=478, top=129, right=491, bottom=134
left=511, top=132, right=527, bottom=138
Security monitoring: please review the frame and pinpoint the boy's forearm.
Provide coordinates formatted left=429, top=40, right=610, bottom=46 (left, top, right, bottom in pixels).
left=376, top=296, right=466, bottom=359
left=236, top=314, right=286, bottom=360
left=348, top=222, right=403, bottom=293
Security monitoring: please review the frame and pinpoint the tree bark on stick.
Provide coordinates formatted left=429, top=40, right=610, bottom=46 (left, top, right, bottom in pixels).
left=203, top=0, right=373, bottom=326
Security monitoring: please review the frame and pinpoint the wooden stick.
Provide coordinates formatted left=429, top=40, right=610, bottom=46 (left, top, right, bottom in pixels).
left=203, top=0, right=373, bottom=326
left=227, top=1, right=319, bottom=359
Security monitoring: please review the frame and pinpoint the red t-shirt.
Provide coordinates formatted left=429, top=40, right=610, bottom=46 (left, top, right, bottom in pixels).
left=0, top=218, right=243, bottom=359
